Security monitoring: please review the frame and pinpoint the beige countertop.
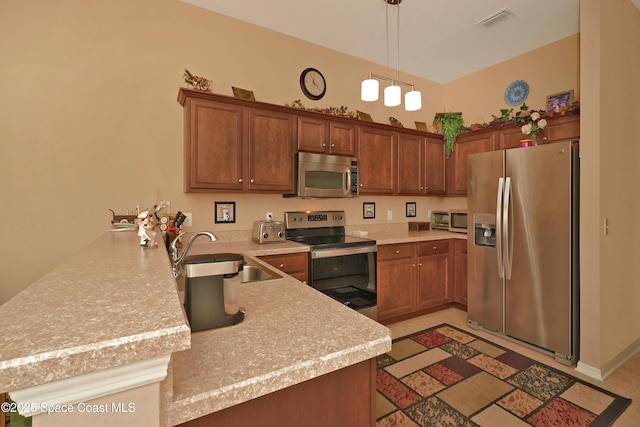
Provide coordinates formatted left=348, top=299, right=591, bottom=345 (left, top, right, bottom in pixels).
left=0, top=231, right=192, bottom=392
left=0, top=225, right=463, bottom=424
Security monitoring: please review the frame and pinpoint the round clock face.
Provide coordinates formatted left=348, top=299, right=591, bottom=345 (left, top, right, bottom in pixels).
left=300, top=68, right=326, bottom=100
left=504, top=80, right=529, bottom=106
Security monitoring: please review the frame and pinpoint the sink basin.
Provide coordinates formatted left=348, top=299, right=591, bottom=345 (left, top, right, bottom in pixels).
left=240, top=265, right=279, bottom=283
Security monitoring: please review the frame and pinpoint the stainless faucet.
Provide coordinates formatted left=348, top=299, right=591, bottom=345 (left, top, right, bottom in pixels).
left=170, top=231, right=218, bottom=277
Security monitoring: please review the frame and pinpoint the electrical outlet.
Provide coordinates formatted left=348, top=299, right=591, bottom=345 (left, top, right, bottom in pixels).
left=387, top=210, right=393, bottom=220
left=183, top=212, right=193, bottom=227
left=266, top=212, right=273, bottom=221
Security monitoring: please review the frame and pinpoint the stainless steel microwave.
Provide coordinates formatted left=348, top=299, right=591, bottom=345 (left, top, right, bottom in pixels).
left=449, top=210, right=468, bottom=233
left=286, top=152, right=359, bottom=198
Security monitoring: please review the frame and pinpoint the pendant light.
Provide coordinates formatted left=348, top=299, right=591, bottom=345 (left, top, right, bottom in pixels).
left=360, top=0, right=422, bottom=111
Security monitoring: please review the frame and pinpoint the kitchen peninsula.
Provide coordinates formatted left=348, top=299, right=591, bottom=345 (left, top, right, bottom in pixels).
left=0, top=231, right=391, bottom=426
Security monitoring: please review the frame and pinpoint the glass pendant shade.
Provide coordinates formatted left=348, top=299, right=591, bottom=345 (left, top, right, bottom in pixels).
left=361, top=78, right=379, bottom=102
left=404, top=89, right=422, bottom=111
left=384, top=84, right=401, bottom=107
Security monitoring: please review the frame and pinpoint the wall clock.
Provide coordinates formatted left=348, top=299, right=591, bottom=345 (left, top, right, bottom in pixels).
left=504, top=80, right=529, bottom=106
left=300, top=68, right=326, bottom=100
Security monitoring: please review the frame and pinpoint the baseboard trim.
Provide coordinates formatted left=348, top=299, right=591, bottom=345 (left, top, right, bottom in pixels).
left=576, top=336, right=640, bottom=381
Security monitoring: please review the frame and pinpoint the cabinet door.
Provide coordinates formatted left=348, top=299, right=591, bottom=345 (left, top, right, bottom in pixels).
left=542, top=115, right=580, bottom=144
left=185, top=98, right=244, bottom=191
left=397, top=133, right=426, bottom=195
left=447, top=131, right=495, bottom=196
left=357, top=126, right=398, bottom=194
left=416, top=241, right=452, bottom=310
left=247, top=108, right=296, bottom=192
left=425, top=136, right=446, bottom=195
left=496, top=124, right=527, bottom=150
left=453, top=239, right=468, bottom=306
left=297, top=116, right=329, bottom=154
left=377, top=258, right=416, bottom=320
left=329, top=122, right=357, bottom=156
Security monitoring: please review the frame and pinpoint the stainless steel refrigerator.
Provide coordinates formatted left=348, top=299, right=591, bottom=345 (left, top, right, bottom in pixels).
left=467, top=141, right=579, bottom=365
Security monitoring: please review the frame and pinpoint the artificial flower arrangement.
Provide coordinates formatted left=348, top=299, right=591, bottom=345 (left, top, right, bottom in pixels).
left=183, top=69, right=212, bottom=92
left=520, top=109, right=547, bottom=140
left=284, top=99, right=358, bottom=119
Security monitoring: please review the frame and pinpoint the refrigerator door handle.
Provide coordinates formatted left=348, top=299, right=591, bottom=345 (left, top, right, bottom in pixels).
left=504, top=177, right=513, bottom=280
left=496, top=177, right=505, bottom=278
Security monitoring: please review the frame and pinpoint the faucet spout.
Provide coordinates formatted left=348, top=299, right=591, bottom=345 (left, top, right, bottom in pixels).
left=170, top=231, right=218, bottom=277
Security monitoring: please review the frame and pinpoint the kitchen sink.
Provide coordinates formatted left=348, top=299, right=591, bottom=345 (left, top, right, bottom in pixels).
left=240, top=265, right=280, bottom=283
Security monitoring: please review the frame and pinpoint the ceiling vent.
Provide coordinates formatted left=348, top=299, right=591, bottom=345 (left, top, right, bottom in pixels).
left=477, top=8, right=515, bottom=27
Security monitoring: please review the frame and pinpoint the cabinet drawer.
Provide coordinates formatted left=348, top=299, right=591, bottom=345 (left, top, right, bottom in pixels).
left=378, top=243, right=415, bottom=261
left=259, top=253, right=308, bottom=274
left=418, top=240, right=450, bottom=256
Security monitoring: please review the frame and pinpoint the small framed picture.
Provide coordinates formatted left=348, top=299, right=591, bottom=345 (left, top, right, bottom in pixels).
left=546, top=90, right=574, bottom=112
left=406, top=202, right=417, bottom=218
left=363, top=202, right=376, bottom=219
left=231, top=86, right=256, bottom=101
left=357, top=110, right=374, bottom=122
left=215, top=201, right=236, bottom=224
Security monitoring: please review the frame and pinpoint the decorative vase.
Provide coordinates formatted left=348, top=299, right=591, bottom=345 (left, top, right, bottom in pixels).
left=519, top=138, right=534, bottom=147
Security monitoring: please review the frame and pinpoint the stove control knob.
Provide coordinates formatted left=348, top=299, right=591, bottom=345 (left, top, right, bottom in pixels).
left=263, top=232, right=269, bottom=239
left=277, top=231, right=283, bottom=238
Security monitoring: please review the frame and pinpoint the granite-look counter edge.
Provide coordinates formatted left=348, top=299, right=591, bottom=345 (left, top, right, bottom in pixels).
left=0, top=231, right=192, bottom=393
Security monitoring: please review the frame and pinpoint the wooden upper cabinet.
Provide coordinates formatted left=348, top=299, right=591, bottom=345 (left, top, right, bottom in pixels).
left=297, top=116, right=357, bottom=156
left=184, top=97, right=244, bottom=192
left=447, top=130, right=495, bottom=196
left=542, top=114, right=580, bottom=144
left=179, top=89, right=295, bottom=193
left=247, top=108, right=296, bottom=192
left=397, top=133, right=426, bottom=195
left=425, top=136, right=446, bottom=195
left=496, top=124, right=528, bottom=150
left=357, top=126, right=398, bottom=195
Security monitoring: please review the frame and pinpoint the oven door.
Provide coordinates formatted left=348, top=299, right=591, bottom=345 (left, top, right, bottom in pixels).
left=309, top=245, right=377, bottom=318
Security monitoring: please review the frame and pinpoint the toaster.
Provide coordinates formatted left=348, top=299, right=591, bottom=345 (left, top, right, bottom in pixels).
left=252, top=220, right=286, bottom=244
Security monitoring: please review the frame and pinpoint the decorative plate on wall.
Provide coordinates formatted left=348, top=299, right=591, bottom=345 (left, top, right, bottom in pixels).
left=504, top=80, right=529, bottom=105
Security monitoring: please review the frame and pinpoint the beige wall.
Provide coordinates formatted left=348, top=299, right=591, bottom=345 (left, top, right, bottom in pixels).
left=579, top=0, right=640, bottom=370
left=2, top=0, right=637, bottom=374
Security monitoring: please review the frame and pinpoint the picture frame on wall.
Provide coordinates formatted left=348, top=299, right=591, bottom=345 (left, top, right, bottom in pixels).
left=215, top=201, right=236, bottom=224
left=546, top=90, right=574, bottom=112
left=363, top=202, right=376, bottom=219
left=406, top=202, right=417, bottom=218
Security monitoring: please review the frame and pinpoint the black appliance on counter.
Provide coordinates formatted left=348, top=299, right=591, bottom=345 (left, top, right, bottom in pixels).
left=285, top=211, right=377, bottom=319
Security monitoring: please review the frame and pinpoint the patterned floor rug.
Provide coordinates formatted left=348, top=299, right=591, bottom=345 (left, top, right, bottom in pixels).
left=376, top=324, right=631, bottom=427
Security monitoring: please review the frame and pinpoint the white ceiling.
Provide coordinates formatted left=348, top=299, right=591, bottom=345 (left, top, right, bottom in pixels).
left=181, top=0, right=579, bottom=84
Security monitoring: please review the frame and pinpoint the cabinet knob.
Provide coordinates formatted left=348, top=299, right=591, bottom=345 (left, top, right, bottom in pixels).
left=250, top=178, right=255, bottom=183
left=543, top=136, right=548, bottom=141
left=359, top=183, right=363, bottom=187
left=322, top=143, right=326, bottom=147
left=279, top=263, right=284, bottom=268
left=412, top=263, right=416, bottom=268
left=395, top=250, right=400, bottom=254
left=238, top=178, right=243, bottom=183
left=331, top=143, right=335, bottom=148
left=433, top=246, right=437, bottom=250
left=419, top=263, right=423, bottom=267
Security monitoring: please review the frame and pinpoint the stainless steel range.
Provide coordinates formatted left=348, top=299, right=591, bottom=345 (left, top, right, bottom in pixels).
left=285, top=210, right=377, bottom=319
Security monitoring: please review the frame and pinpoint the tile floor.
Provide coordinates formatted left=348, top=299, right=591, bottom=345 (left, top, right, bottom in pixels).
left=385, top=308, right=640, bottom=426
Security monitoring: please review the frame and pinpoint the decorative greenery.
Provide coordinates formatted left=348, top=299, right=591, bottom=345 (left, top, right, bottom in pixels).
left=284, top=99, right=358, bottom=119
left=433, top=112, right=466, bottom=158
left=491, top=108, right=513, bottom=123
left=183, top=69, right=211, bottom=92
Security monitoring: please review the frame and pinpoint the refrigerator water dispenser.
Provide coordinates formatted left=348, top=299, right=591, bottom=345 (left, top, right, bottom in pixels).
left=473, top=213, right=496, bottom=247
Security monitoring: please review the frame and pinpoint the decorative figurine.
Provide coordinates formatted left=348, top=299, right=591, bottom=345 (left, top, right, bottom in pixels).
left=138, top=211, right=158, bottom=248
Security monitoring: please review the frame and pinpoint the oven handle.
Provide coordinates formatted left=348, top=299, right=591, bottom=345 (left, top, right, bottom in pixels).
left=310, top=245, right=377, bottom=259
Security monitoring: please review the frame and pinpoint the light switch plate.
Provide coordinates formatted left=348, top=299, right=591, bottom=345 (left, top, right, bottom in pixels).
left=183, top=212, right=192, bottom=227
left=387, top=210, right=393, bottom=220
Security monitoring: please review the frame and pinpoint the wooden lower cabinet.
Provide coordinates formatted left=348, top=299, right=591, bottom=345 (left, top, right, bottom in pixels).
left=417, top=241, right=452, bottom=310
left=258, top=252, right=308, bottom=284
left=453, top=239, right=468, bottom=307
left=377, top=243, right=417, bottom=319
left=178, top=359, right=375, bottom=427
left=377, top=240, right=453, bottom=322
